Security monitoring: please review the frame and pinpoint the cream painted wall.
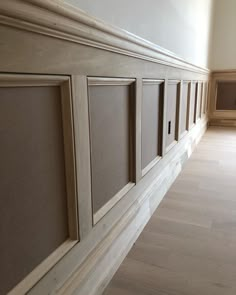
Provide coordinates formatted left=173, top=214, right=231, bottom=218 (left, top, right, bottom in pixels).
left=210, top=0, right=236, bottom=70
left=64, top=0, right=214, bottom=68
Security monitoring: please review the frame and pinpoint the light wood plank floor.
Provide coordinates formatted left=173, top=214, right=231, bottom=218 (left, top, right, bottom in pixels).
left=103, top=126, right=236, bottom=295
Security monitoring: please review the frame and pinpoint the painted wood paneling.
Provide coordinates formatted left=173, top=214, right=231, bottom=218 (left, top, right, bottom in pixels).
left=88, top=78, right=135, bottom=222
left=216, top=82, right=236, bottom=110
left=189, top=82, right=197, bottom=128
left=141, top=80, right=163, bottom=175
left=0, top=85, right=71, bottom=295
left=0, top=2, right=210, bottom=294
left=179, top=81, right=190, bottom=137
left=196, top=82, right=202, bottom=120
left=165, top=81, right=180, bottom=152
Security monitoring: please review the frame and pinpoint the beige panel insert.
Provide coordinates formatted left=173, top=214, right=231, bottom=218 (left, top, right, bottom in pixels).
left=196, top=82, right=202, bottom=120
left=180, top=81, right=190, bottom=137
left=165, top=81, right=180, bottom=152
left=216, top=81, right=236, bottom=110
left=141, top=80, right=163, bottom=175
left=88, top=78, right=135, bottom=223
left=189, top=82, right=197, bottom=128
left=0, top=84, right=77, bottom=295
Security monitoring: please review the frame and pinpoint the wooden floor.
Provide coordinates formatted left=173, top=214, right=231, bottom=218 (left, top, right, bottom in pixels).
left=103, top=126, right=236, bottom=295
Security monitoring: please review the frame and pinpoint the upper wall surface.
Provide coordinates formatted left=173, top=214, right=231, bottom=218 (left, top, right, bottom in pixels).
left=210, top=0, right=236, bottom=70
left=64, top=0, right=214, bottom=68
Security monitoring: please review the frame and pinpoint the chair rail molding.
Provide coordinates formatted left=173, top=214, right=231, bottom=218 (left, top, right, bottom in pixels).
left=0, top=0, right=210, bottom=74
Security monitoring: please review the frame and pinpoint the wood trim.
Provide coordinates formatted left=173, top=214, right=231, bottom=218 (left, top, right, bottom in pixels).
left=0, top=1, right=209, bottom=74
left=185, top=81, right=191, bottom=132
left=209, top=71, right=236, bottom=122
left=196, top=81, right=202, bottom=122
left=71, top=75, right=93, bottom=239
left=0, top=74, right=69, bottom=86
left=87, top=77, right=136, bottom=86
left=162, top=80, right=168, bottom=157
left=141, top=78, right=164, bottom=176
left=93, top=182, right=135, bottom=224
left=193, top=81, right=198, bottom=124
left=179, top=130, right=188, bottom=140
left=206, top=81, right=210, bottom=113
left=201, top=82, right=205, bottom=116
left=88, top=77, right=136, bottom=224
left=9, top=240, right=77, bottom=295
left=164, top=80, right=181, bottom=153
left=186, top=82, right=191, bottom=131
left=135, top=78, right=142, bottom=182
left=141, top=156, right=162, bottom=177
left=209, top=119, right=236, bottom=127
left=129, top=82, right=136, bottom=185
left=177, top=80, right=184, bottom=140
left=188, top=81, right=197, bottom=129
left=165, top=140, right=178, bottom=153
left=142, top=79, right=164, bottom=85
left=61, top=79, right=79, bottom=240
left=175, top=82, right=181, bottom=141
left=168, top=79, right=181, bottom=85
left=199, top=81, right=203, bottom=119
left=1, top=73, right=79, bottom=294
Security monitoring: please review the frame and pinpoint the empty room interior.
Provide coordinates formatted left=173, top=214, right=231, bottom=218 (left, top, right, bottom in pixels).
left=1, top=0, right=236, bottom=294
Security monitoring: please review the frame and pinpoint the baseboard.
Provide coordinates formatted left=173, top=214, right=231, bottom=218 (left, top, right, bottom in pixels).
left=57, top=118, right=208, bottom=295
left=210, top=118, right=236, bottom=127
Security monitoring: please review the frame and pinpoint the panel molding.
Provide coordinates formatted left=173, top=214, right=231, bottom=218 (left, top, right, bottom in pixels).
left=93, top=182, right=135, bottom=224
left=209, top=71, right=236, bottom=125
left=135, top=78, right=142, bottom=182
left=0, top=74, right=69, bottom=87
left=164, top=80, right=181, bottom=153
left=88, top=77, right=136, bottom=86
left=71, top=75, right=93, bottom=239
left=141, top=79, right=164, bottom=176
left=88, top=77, right=136, bottom=224
left=142, top=156, right=162, bottom=177
left=195, top=81, right=203, bottom=122
left=142, top=79, right=164, bottom=85
left=179, top=80, right=191, bottom=139
left=0, top=1, right=209, bottom=75
left=1, top=74, right=79, bottom=295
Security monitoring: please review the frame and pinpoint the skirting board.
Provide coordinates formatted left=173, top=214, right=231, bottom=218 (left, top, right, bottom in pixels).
left=56, top=117, right=208, bottom=295
left=210, top=119, right=236, bottom=127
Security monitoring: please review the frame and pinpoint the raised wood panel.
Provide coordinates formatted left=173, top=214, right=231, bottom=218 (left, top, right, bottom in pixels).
left=201, top=82, right=206, bottom=116
left=0, top=76, right=78, bottom=295
left=88, top=78, right=135, bottom=224
left=141, top=80, right=164, bottom=175
left=196, top=82, right=202, bottom=120
left=189, top=82, right=197, bottom=128
left=216, top=82, right=236, bottom=110
left=205, top=82, right=209, bottom=114
left=165, top=81, right=180, bottom=152
left=179, top=81, right=190, bottom=138
left=209, top=72, right=236, bottom=125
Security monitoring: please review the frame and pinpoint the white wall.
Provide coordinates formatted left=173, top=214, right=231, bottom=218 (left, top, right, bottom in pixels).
left=64, top=0, right=214, bottom=68
left=210, top=0, right=236, bottom=70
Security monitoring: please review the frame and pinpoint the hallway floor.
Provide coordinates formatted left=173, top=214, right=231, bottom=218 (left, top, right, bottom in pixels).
left=103, top=126, right=236, bottom=295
